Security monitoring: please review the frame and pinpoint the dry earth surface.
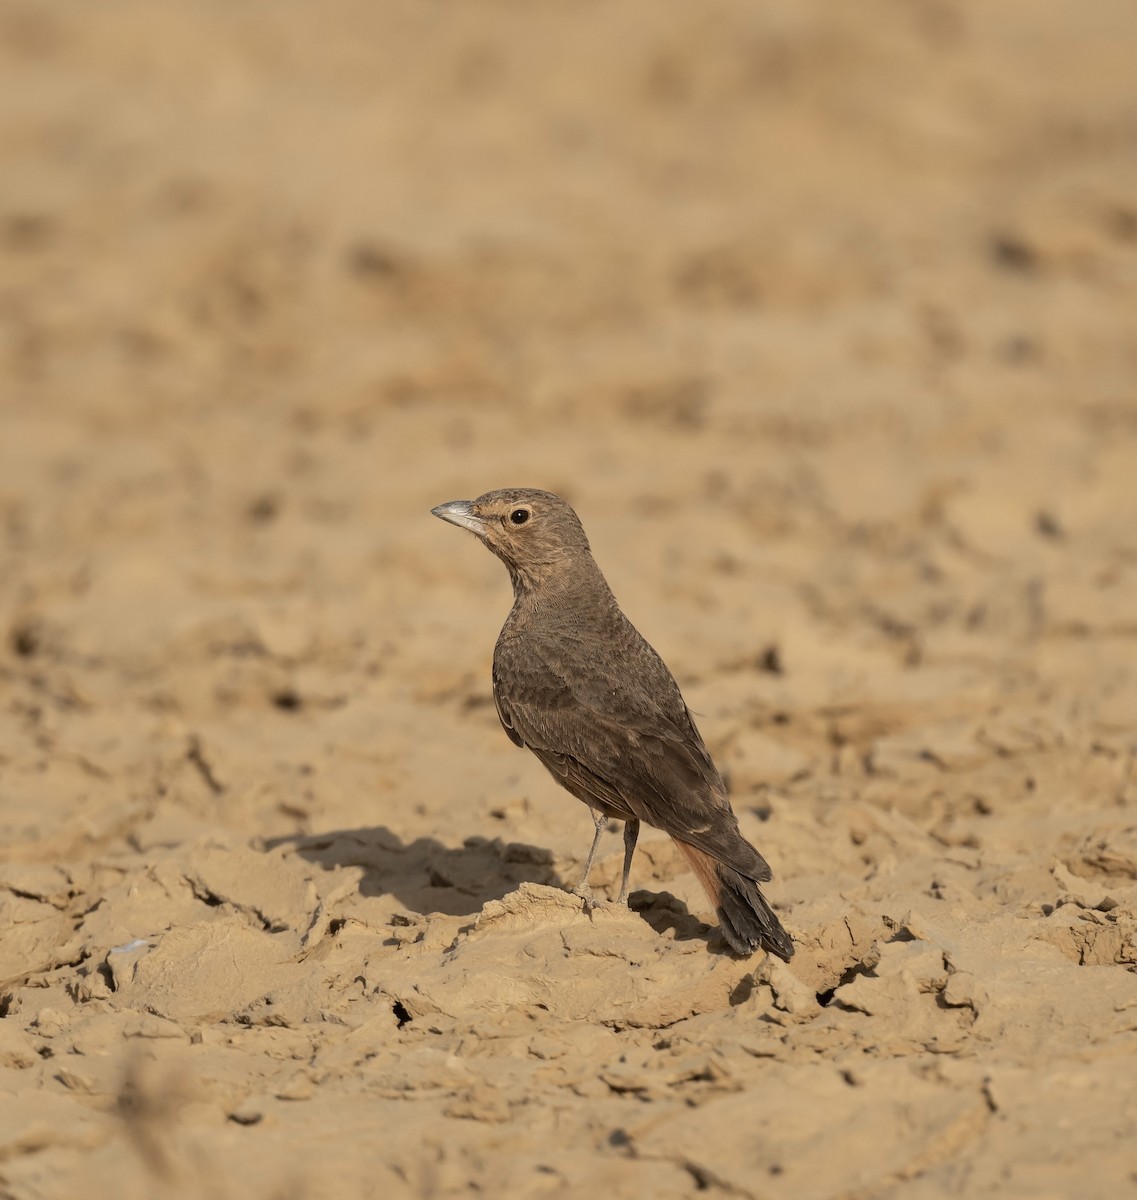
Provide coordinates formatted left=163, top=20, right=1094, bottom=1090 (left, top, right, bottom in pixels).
left=2, top=1, right=1137, bottom=1197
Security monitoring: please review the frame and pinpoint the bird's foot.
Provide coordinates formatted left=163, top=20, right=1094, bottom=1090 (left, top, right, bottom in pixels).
left=571, top=883, right=616, bottom=913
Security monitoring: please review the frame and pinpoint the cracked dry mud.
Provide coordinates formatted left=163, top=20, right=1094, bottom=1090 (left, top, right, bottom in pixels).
left=2, top=2, right=1137, bottom=1198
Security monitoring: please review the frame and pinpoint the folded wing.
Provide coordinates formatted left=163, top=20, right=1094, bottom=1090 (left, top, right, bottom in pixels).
left=493, top=635, right=773, bottom=884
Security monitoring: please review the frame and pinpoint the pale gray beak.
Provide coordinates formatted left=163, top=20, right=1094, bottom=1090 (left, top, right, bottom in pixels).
left=431, top=499, right=486, bottom=536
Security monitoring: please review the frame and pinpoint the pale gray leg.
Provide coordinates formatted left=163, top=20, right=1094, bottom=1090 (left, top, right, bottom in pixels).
left=616, top=819, right=640, bottom=905
left=571, top=808, right=606, bottom=906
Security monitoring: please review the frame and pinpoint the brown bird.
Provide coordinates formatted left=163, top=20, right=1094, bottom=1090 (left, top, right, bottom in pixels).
left=431, top=488, right=794, bottom=960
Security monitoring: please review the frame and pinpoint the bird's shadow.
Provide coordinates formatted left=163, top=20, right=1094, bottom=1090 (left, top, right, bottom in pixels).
left=265, top=825, right=563, bottom=917
left=266, top=824, right=727, bottom=951
left=628, top=887, right=728, bottom=952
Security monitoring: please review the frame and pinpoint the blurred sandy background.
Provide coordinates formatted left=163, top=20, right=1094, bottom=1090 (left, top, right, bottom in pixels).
left=2, top=1, right=1137, bottom=1196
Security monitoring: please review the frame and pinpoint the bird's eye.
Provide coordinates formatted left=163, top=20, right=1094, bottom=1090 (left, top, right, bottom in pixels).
left=510, top=508, right=530, bottom=525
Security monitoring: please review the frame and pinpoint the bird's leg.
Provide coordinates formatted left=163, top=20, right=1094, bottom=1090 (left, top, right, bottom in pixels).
left=571, top=808, right=606, bottom=908
left=616, top=818, right=640, bottom=905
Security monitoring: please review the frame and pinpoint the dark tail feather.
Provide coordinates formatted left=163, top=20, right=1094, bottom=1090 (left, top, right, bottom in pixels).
left=715, top=864, right=794, bottom=961
left=674, top=841, right=795, bottom=961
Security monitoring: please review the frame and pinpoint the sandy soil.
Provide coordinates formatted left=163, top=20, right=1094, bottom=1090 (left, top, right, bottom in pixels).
left=3, top=1, right=1137, bottom=1196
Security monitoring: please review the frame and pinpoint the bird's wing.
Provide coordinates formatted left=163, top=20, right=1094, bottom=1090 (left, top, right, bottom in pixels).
left=492, top=634, right=773, bottom=883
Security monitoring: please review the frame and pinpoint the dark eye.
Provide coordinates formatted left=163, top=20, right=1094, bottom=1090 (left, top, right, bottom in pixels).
left=510, top=508, right=530, bottom=525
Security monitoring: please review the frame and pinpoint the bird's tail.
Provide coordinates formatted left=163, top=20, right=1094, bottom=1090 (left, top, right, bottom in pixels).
left=674, top=840, right=794, bottom=961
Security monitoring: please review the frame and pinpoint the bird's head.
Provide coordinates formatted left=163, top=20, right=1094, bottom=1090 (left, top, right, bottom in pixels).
left=431, top=488, right=592, bottom=591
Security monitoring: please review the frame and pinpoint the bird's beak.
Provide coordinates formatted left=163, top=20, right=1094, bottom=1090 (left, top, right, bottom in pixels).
left=431, top=500, right=487, bottom=536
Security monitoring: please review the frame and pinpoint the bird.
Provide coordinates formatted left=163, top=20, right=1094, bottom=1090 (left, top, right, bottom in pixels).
left=430, top=487, right=794, bottom=960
